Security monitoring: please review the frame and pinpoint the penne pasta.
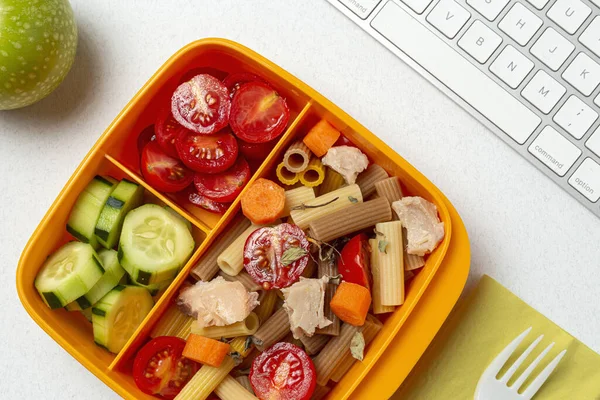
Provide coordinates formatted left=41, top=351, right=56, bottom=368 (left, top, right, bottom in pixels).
left=299, top=157, right=326, bottom=187
left=330, top=315, right=383, bottom=382
left=190, top=313, right=259, bottom=339
left=237, top=347, right=259, bottom=371
left=252, top=307, right=290, bottom=351
left=301, top=255, right=317, bottom=278
left=311, top=384, right=332, bottom=400
left=175, top=337, right=251, bottom=400
left=369, top=238, right=395, bottom=314
left=191, top=214, right=251, bottom=281
left=312, top=323, right=364, bottom=386
left=218, top=270, right=262, bottom=292
left=235, top=375, right=255, bottom=394
left=276, top=162, right=299, bottom=185
left=375, top=221, right=404, bottom=306
left=283, top=140, right=312, bottom=173
left=215, top=375, right=258, bottom=400
left=282, top=332, right=305, bottom=348
left=308, top=198, right=392, bottom=242
left=290, top=185, right=363, bottom=230
left=281, top=186, right=315, bottom=218
left=254, top=290, right=278, bottom=323
left=316, top=257, right=340, bottom=336
left=355, top=164, right=388, bottom=198
left=299, top=333, right=330, bottom=355
left=150, top=303, right=194, bottom=340
left=217, top=225, right=260, bottom=276
left=375, top=177, right=404, bottom=206
left=318, top=167, right=346, bottom=196
left=403, top=228, right=425, bottom=271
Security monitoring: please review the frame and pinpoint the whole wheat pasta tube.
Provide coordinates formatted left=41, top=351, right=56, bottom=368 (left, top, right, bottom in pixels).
left=355, top=164, right=388, bottom=198
left=375, top=221, right=404, bottom=306
left=251, top=307, right=290, bottom=351
left=308, top=198, right=392, bottom=242
left=218, top=270, right=261, bottom=292
left=403, top=229, right=425, bottom=270
left=254, top=290, right=278, bottom=323
left=405, top=269, right=415, bottom=281
left=318, top=167, right=345, bottom=196
left=282, top=332, right=305, bottom=348
left=150, top=304, right=194, bottom=340
left=281, top=186, right=315, bottom=218
left=301, top=256, right=317, bottom=278
left=330, top=315, right=383, bottom=382
left=175, top=337, right=250, bottom=400
left=311, top=385, right=331, bottom=400
left=235, top=376, right=255, bottom=394
left=316, top=257, right=340, bottom=336
left=190, top=313, right=260, bottom=339
left=312, top=323, right=364, bottom=386
left=276, top=162, right=299, bottom=185
left=375, top=177, right=404, bottom=204
left=283, top=141, right=312, bottom=173
left=299, top=157, right=326, bottom=187
left=215, top=375, right=258, bottom=400
left=299, top=333, right=330, bottom=355
left=369, top=238, right=394, bottom=314
left=290, top=185, right=362, bottom=230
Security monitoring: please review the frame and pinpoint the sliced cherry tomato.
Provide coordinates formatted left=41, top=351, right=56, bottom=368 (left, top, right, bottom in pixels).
left=229, top=82, right=289, bottom=143
left=180, top=186, right=229, bottom=214
left=193, top=156, right=250, bottom=203
left=179, top=67, right=228, bottom=84
left=244, top=223, right=309, bottom=290
left=238, top=137, right=278, bottom=162
left=155, top=106, right=185, bottom=158
left=334, top=134, right=355, bottom=147
left=223, top=72, right=266, bottom=99
left=133, top=336, right=199, bottom=400
left=171, top=74, right=230, bottom=135
left=338, top=233, right=372, bottom=290
left=250, top=342, right=316, bottom=400
left=141, top=141, right=194, bottom=193
left=175, top=129, right=238, bottom=174
left=137, top=124, right=156, bottom=155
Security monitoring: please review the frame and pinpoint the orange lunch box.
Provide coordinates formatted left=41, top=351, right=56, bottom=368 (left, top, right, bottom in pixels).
left=16, top=38, right=470, bottom=399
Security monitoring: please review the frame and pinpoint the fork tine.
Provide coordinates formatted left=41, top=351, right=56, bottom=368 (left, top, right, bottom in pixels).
left=521, top=349, right=567, bottom=399
left=499, top=334, right=544, bottom=383
left=487, top=327, right=533, bottom=374
left=512, top=342, right=555, bottom=392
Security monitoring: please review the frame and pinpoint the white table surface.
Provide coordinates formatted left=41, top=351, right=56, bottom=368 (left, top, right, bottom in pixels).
left=1, top=1, right=599, bottom=398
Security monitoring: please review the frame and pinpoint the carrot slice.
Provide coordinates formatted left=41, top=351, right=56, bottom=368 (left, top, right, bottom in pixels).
left=302, top=119, right=341, bottom=157
left=330, top=281, right=372, bottom=326
left=182, top=334, right=230, bottom=368
left=241, top=178, right=285, bottom=224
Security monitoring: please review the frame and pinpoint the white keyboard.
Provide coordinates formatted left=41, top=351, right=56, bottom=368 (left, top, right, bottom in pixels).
left=327, top=0, right=600, bottom=218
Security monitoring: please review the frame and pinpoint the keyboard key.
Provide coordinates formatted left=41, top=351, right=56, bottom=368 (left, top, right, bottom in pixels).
left=587, top=126, right=600, bottom=156
left=547, top=0, right=591, bottom=35
left=499, top=3, right=543, bottom=46
left=402, top=0, right=434, bottom=14
left=490, top=45, right=535, bottom=88
left=526, top=0, right=550, bottom=10
left=337, top=0, right=382, bottom=19
left=521, top=70, right=566, bottom=113
left=528, top=126, right=581, bottom=176
left=371, top=1, right=541, bottom=144
left=562, top=53, right=600, bottom=96
left=530, top=27, right=575, bottom=71
left=554, top=95, right=598, bottom=139
left=568, top=158, right=600, bottom=202
left=589, top=0, right=600, bottom=7
left=595, top=93, right=600, bottom=108
left=426, top=0, right=471, bottom=39
left=579, top=16, right=600, bottom=57
left=458, top=20, right=503, bottom=63
left=466, top=0, right=509, bottom=21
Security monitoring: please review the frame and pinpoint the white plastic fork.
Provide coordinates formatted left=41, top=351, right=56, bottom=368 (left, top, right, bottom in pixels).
left=474, top=327, right=567, bottom=400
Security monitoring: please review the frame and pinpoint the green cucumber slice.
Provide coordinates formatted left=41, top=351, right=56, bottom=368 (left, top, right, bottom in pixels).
left=80, top=308, right=93, bottom=322
left=67, top=176, right=117, bottom=248
left=34, top=242, right=104, bottom=309
left=130, top=278, right=172, bottom=296
left=95, top=179, right=144, bottom=249
left=92, top=285, right=153, bottom=354
left=164, top=206, right=193, bottom=233
left=118, top=204, right=194, bottom=285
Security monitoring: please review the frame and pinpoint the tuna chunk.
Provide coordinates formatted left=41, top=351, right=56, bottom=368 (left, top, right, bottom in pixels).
left=281, top=276, right=332, bottom=339
left=322, top=146, right=369, bottom=184
left=392, top=197, right=444, bottom=256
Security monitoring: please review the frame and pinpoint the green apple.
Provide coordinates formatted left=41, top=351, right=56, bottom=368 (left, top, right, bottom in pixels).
left=0, top=0, right=77, bottom=110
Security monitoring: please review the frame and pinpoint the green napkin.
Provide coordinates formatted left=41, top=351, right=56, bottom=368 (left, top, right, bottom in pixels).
left=393, top=275, right=600, bottom=399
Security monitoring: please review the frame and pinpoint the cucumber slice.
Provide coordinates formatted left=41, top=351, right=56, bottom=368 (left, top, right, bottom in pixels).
left=92, top=285, right=153, bottom=354
left=130, top=278, right=172, bottom=296
left=34, top=242, right=104, bottom=309
left=119, top=204, right=195, bottom=285
left=80, top=308, right=93, bottom=322
left=95, top=179, right=144, bottom=249
left=164, top=206, right=193, bottom=233
left=67, top=176, right=117, bottom=248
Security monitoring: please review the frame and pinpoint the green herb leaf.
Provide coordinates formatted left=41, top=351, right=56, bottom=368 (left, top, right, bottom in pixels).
left=350, top=332, right=365, bottom=361
left=348, top=195, right=359, bottom=204
left=378, top=240, right=389, bottom=254
left=280, top=247, right=308, bottom=266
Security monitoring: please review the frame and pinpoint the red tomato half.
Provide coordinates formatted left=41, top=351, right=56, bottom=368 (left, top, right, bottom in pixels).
left=180, top=186, right=229, bottom=215
left=133, top=337, right=199, bottom=400
left=175, top=129, right=238, bottom=174
left=141, top=141, right=194, bottom=193
left=179, top=67, right=228, bottom=84
left=338, top=233, right=372, bottom=290
left=137, top=124, right=156, bottom=156
left=229, top=82, right=289, bottom=143
left=171, top=74, right=230, bottom=135
left=238, top=137, right=278, bottom=162
left=250, top=342, right=316, bottom=400
left=244, top=223, right=309, bottom=290
left=223, top=72, right=266, bottom=99
left=155, top=106, right=184, bottom=158
left=193, top=156, right=251, bottom=203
